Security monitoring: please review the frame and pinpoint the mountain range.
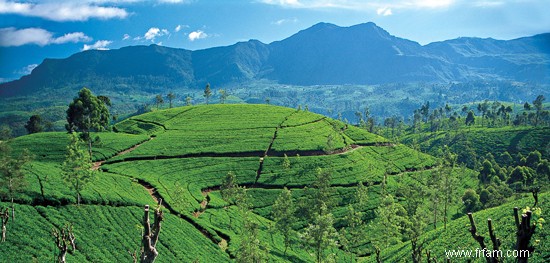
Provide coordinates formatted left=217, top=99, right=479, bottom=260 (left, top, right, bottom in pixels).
left=1, top=22, right=549, bottom=96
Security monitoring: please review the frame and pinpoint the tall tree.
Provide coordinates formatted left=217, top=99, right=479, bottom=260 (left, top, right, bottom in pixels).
left=155, top=94, right=164, bottom=110
left=220, top=171, right=239, bottom=205
left=340, top=204, right=363, bottom=262
left=25, top=115, right=43, bottom=134
left=0, top=143, right=31, bottom=219
left=533, top=95, right=545, bottom=126
left=236, top=212, right=270, bottom=263
left=66, top=88, right=110, bottom=157
left=271, top=187, right=295, bottom=256
left=465, top=110, right=475, bottom=126
left=310, top=168, right=335, bottom=216
left=219, top=89, right=228, bottom=104
left=61, top=133, right=94, bottom=205
left=1, top=207, right=8, bottom=242
left=302, top=203, right=339, bottom=263
left=0, top=126, right=12, bottom=141
left=203, top=83, right=212, bottom=105
left=185, top=96, right=193, bottom=106
left=166, top=92, right=176, bottom=108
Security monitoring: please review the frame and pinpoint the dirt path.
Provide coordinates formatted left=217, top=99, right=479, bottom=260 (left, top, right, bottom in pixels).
left=92, top=137, right=153, bottom=170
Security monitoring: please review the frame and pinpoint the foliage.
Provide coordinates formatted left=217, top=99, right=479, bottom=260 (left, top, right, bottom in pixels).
left=271, top=187, right=295, bottom=255
left=301, top=203, right=339, bottom=263
left=61, top=133, right=94, bottom=205
left=65, top=88, right=110, bottom=156
left=25, top=115, right=43, bottom=134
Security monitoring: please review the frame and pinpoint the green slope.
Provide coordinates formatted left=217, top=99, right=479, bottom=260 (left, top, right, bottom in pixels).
left=362, top=193, right=549, bottom=263
left=1, top=104, right=495, bottom=262
left=400, top=126, right=550, bottom=166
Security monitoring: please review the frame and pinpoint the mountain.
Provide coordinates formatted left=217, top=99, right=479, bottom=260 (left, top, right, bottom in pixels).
left=1, top=22, right=549, bottom=96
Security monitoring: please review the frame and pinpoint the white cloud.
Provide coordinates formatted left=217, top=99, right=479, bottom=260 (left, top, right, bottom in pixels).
left=376, top=7, right=392, bottom=16
left=0, top=27, right=92, bottom=47
left=51, top=32, right=92, bottom=44
left=0, top=0, right=128, bottom=21
left=259, top=0, right=456, bottom=11
left=82, top=40, right=112, bottom=51
left=175, top=25, right=182, bottom=32
left=17, top=63, right=37, bottom=75
left=143, top=27, right=169, bottom=42
left=122, top=33, right=130, bottom=40
left=272, top=18, right=298, bottom=25
left=188, top=30, right=207, bottom=41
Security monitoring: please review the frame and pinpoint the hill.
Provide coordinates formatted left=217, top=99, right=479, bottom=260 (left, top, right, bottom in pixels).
left=1, top=22, right=549, bottom=97
left=362, top=193, right=549, bottom=262
left=1, top=104, right=487, bottom=262
left=400, top=126, right=550, bottom=168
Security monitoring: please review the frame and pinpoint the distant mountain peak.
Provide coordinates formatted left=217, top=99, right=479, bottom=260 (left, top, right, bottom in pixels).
left=1, top=22, right=548, bottom=97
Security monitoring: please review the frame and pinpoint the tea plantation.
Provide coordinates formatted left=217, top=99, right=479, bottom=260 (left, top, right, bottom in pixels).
left=0, top=104, right=547, bottom=262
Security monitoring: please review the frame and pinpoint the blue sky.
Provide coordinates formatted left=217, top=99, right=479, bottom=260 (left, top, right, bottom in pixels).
left=1, top=0, right=549, bottom=82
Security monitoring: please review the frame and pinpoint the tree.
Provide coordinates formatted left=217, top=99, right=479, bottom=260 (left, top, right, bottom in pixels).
left=340, top=204, right=363, bottom=262
left=203, top=83, right=212, bottom=104
left=354, top=181, right=369, bottom=211
left=219, top=89, right=228, bottom=104
left=441, top=146, right=458, bottom=229
left=66, top=88, right=110, bottom=157
left=220, top=171, right=239, bottom=205
left=1, top=207, right=8, bottom=242
left=140, top=201, right=163, bottom=263
left=533, top=95, right=545, bottom=126
left=185, top=96, right=192, bottom=106
left=271, top=187, right=295, bottom=256
left=301, top=203, right=339, bottom=263
left=61, top=133, right=94, bottom=205
left=155, top=94, right=164, bottom=110
left=465, top=110, right=475, bottom=126
left=310, top=168, right=335, bottom=216
left=236, top=210, right=270, bottom=263
left=97, top=95, right=112, bottom=107
left=282, top=153, right=291, bottom=170
left=368, top=195, right=407, bottom=253
left=462, top=189, right=481, bottom=213
left=52, top=223, right=76, bottom=263
left=166, top=92, right=176, bottom=108
left=25, top=115, right=43, bottom=134
left=323, top=134, right=336, bottom=154
left=0, top=143, right=31, bottom=220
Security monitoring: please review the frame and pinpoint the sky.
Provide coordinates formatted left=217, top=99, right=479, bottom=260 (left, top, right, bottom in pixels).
left=0, top=0, right=549, bottom=82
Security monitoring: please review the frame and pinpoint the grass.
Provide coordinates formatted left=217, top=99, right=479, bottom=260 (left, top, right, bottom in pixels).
left=2, top=104, right=546, bottom=263
left=361, top=193, right=549, bottom=263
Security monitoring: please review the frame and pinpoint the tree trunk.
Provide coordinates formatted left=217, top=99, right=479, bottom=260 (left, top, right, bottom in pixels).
left=11, top=198, right=15, bottom=220
left=1, top=207, right=8, bottom=242
left=140, top=200, right=163, bottom=263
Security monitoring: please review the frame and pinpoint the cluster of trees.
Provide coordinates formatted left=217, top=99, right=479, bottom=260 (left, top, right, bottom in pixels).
left=407, top=95, right=548, bottom=135
left=462, top=150, right=549, bottom=213
left=149, top=84, right=230, bottom=111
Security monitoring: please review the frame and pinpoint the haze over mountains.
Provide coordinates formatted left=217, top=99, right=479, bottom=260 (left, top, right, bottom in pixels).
left=1, top=22, right=549, bottom=96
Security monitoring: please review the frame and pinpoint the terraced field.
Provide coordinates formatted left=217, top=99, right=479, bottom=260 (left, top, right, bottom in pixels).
left=3, top=104, right=545, bottom=262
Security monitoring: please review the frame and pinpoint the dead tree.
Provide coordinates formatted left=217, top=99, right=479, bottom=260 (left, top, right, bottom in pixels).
left=467, top=213, right=501, bottom=263
left=514, top=207, right=536, bottom=263
left=140, top=199, right=163, bottom=263
left=1, top=207, right=8, bottom=242
left=52, top=224, right=76, bottom=263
